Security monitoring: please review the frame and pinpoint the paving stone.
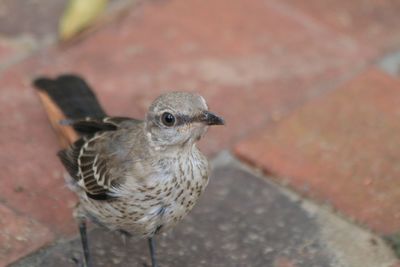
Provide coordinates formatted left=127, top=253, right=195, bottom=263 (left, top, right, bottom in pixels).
left=0, top=0, right=374, bottom=237
left=0, top=0, right=66, bottom=41
left=22, top=0, right=372, bottom=155
left=0, top=39, right=18, bottom=66
left=379, top=50, right=400, bottom=77
left=0, top=0, right=376, bottom=261
left=235, top=68, right=400, bottom=235
left=0, top=0, right=135, bottom=52
left=279, top=0, right=400, bottom=51
left=385, top=233, right=400, bottom=259
left=0, top=0, right=373, bottom=233
left=0, top=69, right=77, bottom=235
left=9, top=158, right=396, bottom=267
left=0, top=204, right=53, bottom=267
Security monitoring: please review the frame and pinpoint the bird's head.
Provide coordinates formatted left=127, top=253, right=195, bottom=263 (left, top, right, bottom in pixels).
left=145, top=92, right=224, bottom=148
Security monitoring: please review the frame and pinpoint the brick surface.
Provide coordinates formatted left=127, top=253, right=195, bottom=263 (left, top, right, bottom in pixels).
left=0, top=0, right=381, bottom=262
left=280, top=0, right=400, bottom=51
left=23, top=0, right=372, bottom=154
left=0, top=39, right=18, bottom=66
left=0, top=0, right=66, bottom=41
left=0, top=69, right=77, bottom=235
left=0, top=0, right=134, bottom=61
left=10, top=160, right=397, bottom=267
left=235, top=68, right=400, bottom=234
left=0, top=204, right=53, bottom=267
left=5, top=162, right=379, bottom=267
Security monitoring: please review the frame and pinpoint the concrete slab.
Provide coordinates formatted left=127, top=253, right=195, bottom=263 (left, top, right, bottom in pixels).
left=11, top=154, right=396, bottom=267
left=379, top=50, right=400, bottom=77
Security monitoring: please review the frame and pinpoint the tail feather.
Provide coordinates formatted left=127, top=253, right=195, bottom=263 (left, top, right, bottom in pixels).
left=33, top=74, right=107, bottom=148
left=33, top=74, right=106, bottom=119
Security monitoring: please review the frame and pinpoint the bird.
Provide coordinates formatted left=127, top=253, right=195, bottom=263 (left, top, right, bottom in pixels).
left=33, top=75, right=224, bottom=267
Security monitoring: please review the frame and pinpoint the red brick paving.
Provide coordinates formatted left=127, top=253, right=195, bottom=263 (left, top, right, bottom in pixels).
left=0, top=204, right=53, bottom=267
left=1, top=0, right=372, bottom=251
left=0, top=69, right=77, bottom=236
left=279, top=0, right=400, bottom=52
left=0, top=0, right=399, bottom=264
left=0, top=39, right=18, bottom=66
left=25, top=0, right=372, bottom=154
left=235, top=68, right=400, bottom=235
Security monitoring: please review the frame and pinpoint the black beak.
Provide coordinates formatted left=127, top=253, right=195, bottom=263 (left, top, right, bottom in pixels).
left=200, top=111, right=225, bottom=126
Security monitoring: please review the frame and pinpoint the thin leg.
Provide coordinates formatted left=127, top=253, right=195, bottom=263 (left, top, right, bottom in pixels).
left=79, top=220, right=92, bottom=267
left=148, top=238, right=158, bottom=267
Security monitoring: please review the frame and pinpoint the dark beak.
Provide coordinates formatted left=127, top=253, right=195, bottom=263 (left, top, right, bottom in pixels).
left=200, top=111, right=225, bottom=126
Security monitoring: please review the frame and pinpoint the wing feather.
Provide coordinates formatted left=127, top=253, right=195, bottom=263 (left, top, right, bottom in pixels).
left=58, top=116, right=140, bottom=200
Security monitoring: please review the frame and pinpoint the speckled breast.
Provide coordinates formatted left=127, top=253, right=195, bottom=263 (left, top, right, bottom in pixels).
left=80, top=148, right=210, bottom=238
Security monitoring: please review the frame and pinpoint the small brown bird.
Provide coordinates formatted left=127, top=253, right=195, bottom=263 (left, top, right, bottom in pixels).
left=33, top=75, right=224, bottom=267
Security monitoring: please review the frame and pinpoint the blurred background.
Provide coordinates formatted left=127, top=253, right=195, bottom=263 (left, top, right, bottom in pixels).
left=1, top=0, right=400, bottom=266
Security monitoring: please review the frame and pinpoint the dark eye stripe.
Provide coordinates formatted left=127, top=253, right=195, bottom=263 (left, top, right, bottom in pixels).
left=175, top=114, right=194, bottom=126
left=155, top=113, right=198, bottom=126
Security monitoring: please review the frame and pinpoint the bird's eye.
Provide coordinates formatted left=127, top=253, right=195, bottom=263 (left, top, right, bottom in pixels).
left=161, top=112, right=176, bottom=127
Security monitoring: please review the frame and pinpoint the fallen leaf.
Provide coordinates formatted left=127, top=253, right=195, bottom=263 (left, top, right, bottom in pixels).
left=59, top=0, right=108, bottom=40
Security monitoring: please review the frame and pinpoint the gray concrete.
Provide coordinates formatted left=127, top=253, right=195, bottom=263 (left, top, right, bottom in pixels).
left=11, top=153, right=396, bottom=267
left=0, top=0, right=136, bottom=52
left=378, top=50, right=400, bottom=77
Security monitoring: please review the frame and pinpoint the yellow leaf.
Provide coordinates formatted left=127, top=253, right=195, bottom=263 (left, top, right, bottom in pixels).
left=59, top=0, right=108, bottom=40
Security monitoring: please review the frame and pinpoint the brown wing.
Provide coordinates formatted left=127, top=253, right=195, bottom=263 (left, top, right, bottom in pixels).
left=78, top=133, right=114, bottom=195
left=58, top=116, right=140, bottom=200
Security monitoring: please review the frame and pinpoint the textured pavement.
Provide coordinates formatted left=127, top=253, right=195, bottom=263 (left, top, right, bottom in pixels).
left=1, top=0, right=400, bottom=266
left=236, top=68, right=400, bottom=235
left=10, top=156, right=397, bottom=267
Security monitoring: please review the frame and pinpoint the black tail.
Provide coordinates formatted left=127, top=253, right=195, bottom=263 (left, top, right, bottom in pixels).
left=33, top=74, right=107, bottom=119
